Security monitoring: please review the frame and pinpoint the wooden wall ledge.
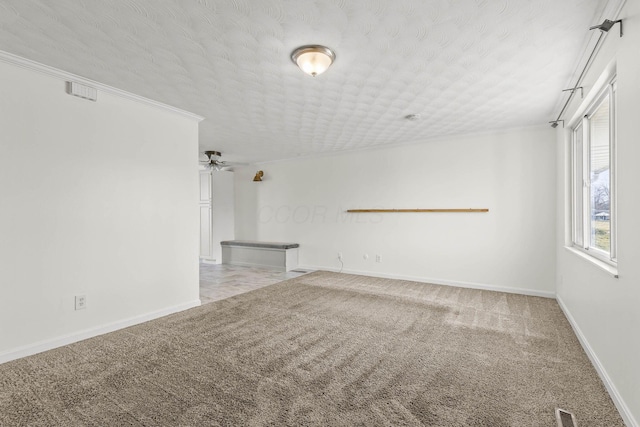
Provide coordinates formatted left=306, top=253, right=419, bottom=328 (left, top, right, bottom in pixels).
left=346, top=209, right=489, bottom=213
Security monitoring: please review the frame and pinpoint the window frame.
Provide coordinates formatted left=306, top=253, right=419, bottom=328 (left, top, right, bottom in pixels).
left=570, top=76, right=617, bottom=266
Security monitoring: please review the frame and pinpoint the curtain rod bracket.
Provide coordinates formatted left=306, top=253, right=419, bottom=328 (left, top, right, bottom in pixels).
left=548, top=18, right=621, bottom=128
left=563, top=87, right=583, bottom=99
left=589, top=19, right=623, bottom=37
left=618, top=19, right=623, bottom=37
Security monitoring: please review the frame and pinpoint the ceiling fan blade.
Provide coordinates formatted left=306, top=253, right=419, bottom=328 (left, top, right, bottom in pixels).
left=212, top=164, right=230, bottom=171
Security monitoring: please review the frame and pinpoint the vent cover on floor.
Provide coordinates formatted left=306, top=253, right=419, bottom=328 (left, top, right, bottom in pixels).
left=556, top=408, right=577, bottom=427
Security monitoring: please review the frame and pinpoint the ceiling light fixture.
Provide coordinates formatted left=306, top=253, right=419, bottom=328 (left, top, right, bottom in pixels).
left=291, top=45, right=336, bottom=77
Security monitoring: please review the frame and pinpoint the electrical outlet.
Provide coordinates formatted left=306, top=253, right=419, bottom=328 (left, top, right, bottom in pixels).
left=75, top=295, right=87, bottom=310
left=376, top=254, right=382, bottom=263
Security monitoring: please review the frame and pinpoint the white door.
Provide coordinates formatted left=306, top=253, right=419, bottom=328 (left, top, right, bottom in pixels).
left=199, top=170, right=211, bottom=204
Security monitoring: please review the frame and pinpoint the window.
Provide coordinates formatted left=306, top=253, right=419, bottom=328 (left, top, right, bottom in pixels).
left=571, top=78, right=616, bottom=265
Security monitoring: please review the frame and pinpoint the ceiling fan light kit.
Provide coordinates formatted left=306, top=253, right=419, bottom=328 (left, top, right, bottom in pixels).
left=291, top=45, right=335, bottom=77
left=201, top=150, right=248, bottom=171
left=201, top=150, right=228, bottom=171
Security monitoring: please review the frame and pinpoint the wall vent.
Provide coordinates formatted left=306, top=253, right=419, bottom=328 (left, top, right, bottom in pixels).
left=66, top=81, right=97, bottom=101
left=556, top=408, right=577, bottom=427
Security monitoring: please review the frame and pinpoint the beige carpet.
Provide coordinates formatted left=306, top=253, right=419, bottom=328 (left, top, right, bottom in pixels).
left=0, top=271, right=624, bottom=426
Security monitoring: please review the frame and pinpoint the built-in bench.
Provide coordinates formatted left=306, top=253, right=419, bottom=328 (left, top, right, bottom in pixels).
left=220, top=240, right=299, bottom=271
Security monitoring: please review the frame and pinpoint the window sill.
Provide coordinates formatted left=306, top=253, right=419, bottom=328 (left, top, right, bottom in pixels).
left=564, top=246, right=619, bottom=278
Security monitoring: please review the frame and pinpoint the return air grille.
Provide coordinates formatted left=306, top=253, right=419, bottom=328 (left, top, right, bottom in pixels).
left=556, top=408, right=577, bottom=427
left=66, top=81, right=97, bottom=101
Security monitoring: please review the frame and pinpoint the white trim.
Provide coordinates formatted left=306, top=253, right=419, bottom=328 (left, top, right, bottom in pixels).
left=0, top=50, right=204, bottom=122
left=567, top=72, right=618, bottom=270
left=564, top=246, right=618, bottom=278
left=0, top=299, right=201, bottom=365
left=298, top=265, right=555, bottom=298
left=557, top=296, right=638, bottom=427
left=567, top=61, right=617, bottom=129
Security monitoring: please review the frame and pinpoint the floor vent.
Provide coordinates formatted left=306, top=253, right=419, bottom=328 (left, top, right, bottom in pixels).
left=556, top=408, right=577, bottom=427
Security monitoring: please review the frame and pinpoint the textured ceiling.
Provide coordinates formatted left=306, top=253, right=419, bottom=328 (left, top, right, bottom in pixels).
left=0, top=0, right=608, bottom=163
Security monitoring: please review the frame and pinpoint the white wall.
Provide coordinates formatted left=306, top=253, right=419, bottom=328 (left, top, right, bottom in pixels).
left=235, top=126, right=556, bottom=296
left=0, top=59, right=200, bottom=360
left=211, top=170, right=235, bottom=263
left=555, top=1, right=640, bottom=425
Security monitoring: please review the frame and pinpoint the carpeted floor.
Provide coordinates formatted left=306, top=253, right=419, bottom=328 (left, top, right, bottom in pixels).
left=0, top=271, right=624, bottom=426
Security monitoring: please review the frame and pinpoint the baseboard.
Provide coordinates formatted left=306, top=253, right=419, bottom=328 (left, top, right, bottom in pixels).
left=0, top=299, right=201, bottom=365
left=298, top=265, right=555, bottom=298
left=557, top=296, right=638, bottom=427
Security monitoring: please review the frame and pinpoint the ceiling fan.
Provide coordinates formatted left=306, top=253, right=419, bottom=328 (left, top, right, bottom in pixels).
left=200, top=151, right=244, bottom=171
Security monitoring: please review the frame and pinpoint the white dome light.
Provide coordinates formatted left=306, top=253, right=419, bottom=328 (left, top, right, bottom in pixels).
left=291, top=45, right=336, bottom=77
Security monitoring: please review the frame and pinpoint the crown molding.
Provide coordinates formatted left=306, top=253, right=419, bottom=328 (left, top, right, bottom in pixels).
left=0, top=49, right=204, bottom=123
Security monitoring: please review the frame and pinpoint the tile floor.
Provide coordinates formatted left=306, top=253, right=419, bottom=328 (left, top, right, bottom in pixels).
left=199, top=263, right=311, bottom=304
